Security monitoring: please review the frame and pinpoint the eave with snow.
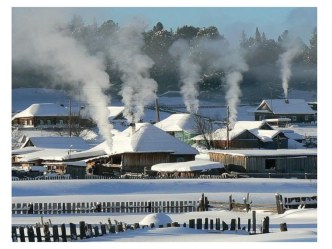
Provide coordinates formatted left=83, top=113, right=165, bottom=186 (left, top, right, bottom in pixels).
left=254, top=99, right=316, bottom=123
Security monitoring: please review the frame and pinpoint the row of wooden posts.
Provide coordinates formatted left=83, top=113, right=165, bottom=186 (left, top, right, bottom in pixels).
left=12, top=211, right=288, bottom=242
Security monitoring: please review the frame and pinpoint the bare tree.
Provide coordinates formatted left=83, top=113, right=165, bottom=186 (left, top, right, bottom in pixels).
left=192, top=114, right=215, bottom=150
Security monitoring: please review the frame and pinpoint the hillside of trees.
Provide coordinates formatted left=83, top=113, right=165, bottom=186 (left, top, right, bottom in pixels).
left=12, top=16, right=317, bottom=103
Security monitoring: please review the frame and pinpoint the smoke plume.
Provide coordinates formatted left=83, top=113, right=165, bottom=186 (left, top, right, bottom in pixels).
left=12, top=9, right=113, bottom=153
left=108, top=19, right=158, bottom=123
left=169, top=39, right=201, bottom=114
left=278, top=35, right=302, bottom=99
left=198, top=39, right=248, bottom=124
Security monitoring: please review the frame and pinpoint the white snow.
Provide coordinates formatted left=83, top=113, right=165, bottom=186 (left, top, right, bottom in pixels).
left=151, top=160, right=224, bottom=172
left=154, top=113, right=196, bottom=133
left=139, top=213, right=173, bottom=226
left=256, top=99, right=316, bottom=115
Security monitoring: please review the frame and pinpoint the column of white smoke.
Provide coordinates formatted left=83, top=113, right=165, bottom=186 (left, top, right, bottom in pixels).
left=225, top=71, right=243, bottom=124
left=12, top=9, right=113, bottom=153
left=278, top=37, right=301, bottom=99
left=169, top=39, right=201, bottom=114
left=108, top=20, right=158, bottom=123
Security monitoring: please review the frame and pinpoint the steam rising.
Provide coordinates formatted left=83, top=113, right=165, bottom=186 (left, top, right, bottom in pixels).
left=278, top=36, right=302, bottom=99
left=108, top=20, right=158, bottom=123
left=169, top=39, right=201, bottom=114
left=12, top=9, right=113, bottom=153
left=198, top=39, right=248, bottom=124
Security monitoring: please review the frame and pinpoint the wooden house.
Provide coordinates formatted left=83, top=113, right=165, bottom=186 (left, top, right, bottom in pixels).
left=90, top=123, right=199, bottom=174
left=209, top=149, right=317, bottom=174
left=11, top=103, right=92, bottom=128
left=154, top=114, right=199, bottom=144
left=254, top=99, right=316, bottom=123
left=192, top=121, right=288, bottom=149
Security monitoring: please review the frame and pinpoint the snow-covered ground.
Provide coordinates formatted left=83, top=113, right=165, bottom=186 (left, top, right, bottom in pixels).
left=12, top=178, right=318, bottom=242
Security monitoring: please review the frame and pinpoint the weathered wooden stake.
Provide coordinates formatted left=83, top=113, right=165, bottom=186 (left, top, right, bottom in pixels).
left=216, top=218, right=220, bottom=230
left=229, top=195, right=233, bottom=211
left=61, top=224, right=67, bottom=242
left=79, top=221, right=86, bottom=239
left=262, top=216, right=270, bottom=234
left=69, top=223, right=77, bottom=240
left=237, top=217, right=241, bottom=230
left=252, top=210, right=256, bottom=233
left=204, top=218, right=209, bottom=229
left=222, top=221, right=229, bottom=231
left=230, top=219, right=236, bottom=230
left=189, top=219, right=195, bottom=229
left=196, top=218, right=202, bottom=229
left=44, top=224, right=51, bottom=242
left=101, top=224, right=107, bottom=235
left=248, top=219, right=251, bottom=233
left=12, top=226, right=18, bottom=242
left=93, top=226, right=100, bottom=236
left=27, top=226, right=35, bottom=242
left=53, top=225, right=60, bottom=242
left=19, top=226, right=25, bottom=242
left=280, top=222, right=288, bottom=232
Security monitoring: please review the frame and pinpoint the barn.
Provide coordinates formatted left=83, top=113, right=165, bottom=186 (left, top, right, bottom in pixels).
left=208, top=149, right=317, bottom=175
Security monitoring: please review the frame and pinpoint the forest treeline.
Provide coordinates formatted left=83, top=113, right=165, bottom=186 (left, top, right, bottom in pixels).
left=12, top=16, right=317, bottom=102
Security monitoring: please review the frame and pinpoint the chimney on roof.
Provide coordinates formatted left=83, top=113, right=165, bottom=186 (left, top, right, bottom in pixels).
left=129, top=122, right=136, bottom=135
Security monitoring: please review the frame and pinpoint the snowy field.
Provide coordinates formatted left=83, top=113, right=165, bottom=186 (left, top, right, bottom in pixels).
left=11, top=178, right=318, bottom=243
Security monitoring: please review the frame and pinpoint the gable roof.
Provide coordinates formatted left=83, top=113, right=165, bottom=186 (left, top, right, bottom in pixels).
left=256, top=99, right=316, bottom=115
left=232, top=120, right=272, bottom=130
left=21, top=136, right=92, bottom=150
left=154, top=113, right=196, bottom=133
left=112, top=123, right=199, bottom=155
left=12, top=103, right=69, bottom=120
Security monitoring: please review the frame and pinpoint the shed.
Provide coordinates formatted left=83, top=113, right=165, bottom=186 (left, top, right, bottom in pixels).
left=209, top=149, right=317, bottom=174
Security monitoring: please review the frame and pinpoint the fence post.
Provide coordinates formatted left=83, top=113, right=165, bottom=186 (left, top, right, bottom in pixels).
left=275, top=193, right=284, bottom=214
left=252, top=210, right=256, bottom=233
left=69, top=223, right=77, bottom=240
left=204, top=218, right=208, bottom=230
left=280, top=222, right=288, bottom=232
left=93, top=226, right=100, bottom=237
left=19, top=226, right=25, bottom=242
left=34, top=224, right=42, bottom=242
left=26, top=226, right=35, bottom=242
left=222, top=221, right=228, bottom=231
left=53, top=225, right=60, bottom=242
left=196, top=218, right=202, bottom=229
left=101, top=224, right=107, bottom=235
left=216, top=218, right=220, bottom=230
left=229, top=195, right=233, bottom=211
left=248, top=219, right=251, bottom=233
left=79, top=221, right=86, bottom=240
left=44, top=224, right=51, bottom=242
left=230, top=219, right=236, bottom=230
left=189, top=219, right=195, bottom=229
left=210, top=219, right=214, bottom=230
left=262, top=216, right=269, bottom=234
left=237, top=217, right=241, bottom=230
left=12, top=226, right=18, bottom=242
left=60, top=224, right=67, bottom=242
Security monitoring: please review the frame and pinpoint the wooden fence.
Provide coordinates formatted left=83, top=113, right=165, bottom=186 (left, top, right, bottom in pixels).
left=284, top=195, right=317, bottom=209
left=12, top=211, right=279, bottom=242
left=12, top=200, right=200, bottom=215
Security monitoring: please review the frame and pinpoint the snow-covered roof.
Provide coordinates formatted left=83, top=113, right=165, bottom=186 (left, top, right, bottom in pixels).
left=12, top=103, right=69, bottom=119
left=107, top=106, right=125, bottom=120
left=21, top=136, right=92, bottom=150
left=256, top=99, right=316, bottom=115
left=112, top=123, right=198, bottom=155
left=250, top=129, right=281, bottom=142
left=16, top=149, right=71, bottom=162
left=209, top=148, right=317, bottom=157
left=12, top=147, right=43, bottom=155
left=154, top=113, right=196, bottom=133
left=151, top=160, right=224, bottom=172
left=232, top=120, right=271, bottom=130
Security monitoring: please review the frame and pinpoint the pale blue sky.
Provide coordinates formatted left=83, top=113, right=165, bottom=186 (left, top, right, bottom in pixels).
left=67, top=7, right=316, bottom=45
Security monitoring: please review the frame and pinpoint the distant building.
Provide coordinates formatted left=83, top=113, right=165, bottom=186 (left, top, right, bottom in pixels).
left=11, top=103, right=92, bottom=128
left=254, top=99, right=316, bottom=123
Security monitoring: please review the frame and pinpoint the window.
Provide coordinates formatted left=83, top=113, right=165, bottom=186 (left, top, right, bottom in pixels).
left=59, top=120, right=63, bottom=125
left=305, top=115, right=309, bottom=121
left=292, top=116, right=297, bottom=122
left=265, top=159, right=276, bottom=170
left=47, top=120, right=51, bottom=125
left=259, top=115, right=265, bottom=121
left=176, top=157, right=185, bottom=162
left=40, top=120, right=44, bottom=125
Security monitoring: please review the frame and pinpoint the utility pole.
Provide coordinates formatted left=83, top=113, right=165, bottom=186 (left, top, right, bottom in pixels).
left=69, top=98, right=72, bottom=137
left=155, top=97, right=160, bottom=123
left=226, top=105, right=230, bottom=150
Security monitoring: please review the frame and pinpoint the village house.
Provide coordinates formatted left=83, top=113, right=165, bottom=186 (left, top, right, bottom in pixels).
left=254, top=99, right=316, bottom=123
left=87, top=123, right=199, bottom=174
left=154, top=113, right=200, bottom=144
left=208, top=149, right=317, bottom=176
left=192, top=121, right=289, bottom=150
left=11, top=103, right=92, bottom=128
